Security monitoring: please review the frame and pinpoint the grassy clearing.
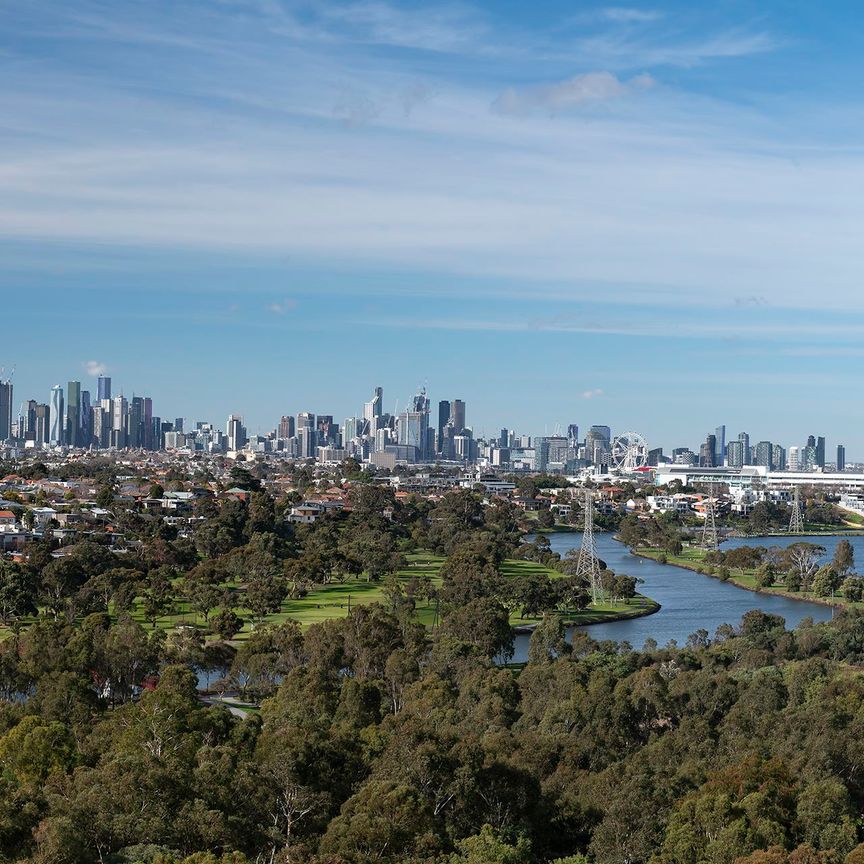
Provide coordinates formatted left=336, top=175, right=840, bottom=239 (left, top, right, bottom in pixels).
left=1, top=551, right=659, bottom=641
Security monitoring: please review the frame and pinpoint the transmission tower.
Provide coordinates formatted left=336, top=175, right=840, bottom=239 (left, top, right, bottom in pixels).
left=575, top=489, right=602, bottom=604
left=700, top=483, right=719, bottom=551
left=789, top=486, right=805, bottom=534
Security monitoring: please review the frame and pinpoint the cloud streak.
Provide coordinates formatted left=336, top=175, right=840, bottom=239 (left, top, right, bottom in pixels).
left=84, top=360, right=108, bottom=376
left=493, top=71, right=655, bottom=115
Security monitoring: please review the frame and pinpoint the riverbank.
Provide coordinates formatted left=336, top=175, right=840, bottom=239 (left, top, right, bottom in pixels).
left=632, top=546, right=855, bottom=610
left=513, top=593, right=660, bottom=633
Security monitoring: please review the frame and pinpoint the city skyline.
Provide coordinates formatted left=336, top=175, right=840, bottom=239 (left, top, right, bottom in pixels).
left=4, top=2, right=864, bottom=451
left=0, top=368, right=857, bottom=466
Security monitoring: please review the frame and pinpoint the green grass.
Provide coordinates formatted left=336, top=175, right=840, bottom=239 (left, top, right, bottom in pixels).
left=0, top=550, right=659, bottom=642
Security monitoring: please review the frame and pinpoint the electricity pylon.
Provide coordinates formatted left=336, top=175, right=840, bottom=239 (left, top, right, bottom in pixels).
left=576, top=489, right=602, bottom=604
left=700, top=483, right=719, bottom=551
left=789, top=487, right=804, bottom=534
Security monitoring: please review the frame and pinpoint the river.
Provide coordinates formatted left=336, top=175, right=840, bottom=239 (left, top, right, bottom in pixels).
left=511, top=532, right=836, bottom=661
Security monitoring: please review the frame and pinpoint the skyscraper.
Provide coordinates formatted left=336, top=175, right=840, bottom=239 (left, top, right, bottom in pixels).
left=727, top=440, right=745, bottom=468
left=450, top=399, right=466, bottom=434
left=66, top=380, right=81, bottom=447
left=754, top=440, right=773, bottom=469
left=837, top=444, right=846, bottom=472
left=738, top=432, right=750, bottom=465
left=112, top=395, right=127, bottom=448
left=700, top=434, right=717, bottom=467
left=278, top=416, right=295, bottom=439
left=80, top=390, right=91, bottom=447
left=772, top=443, right=786, bottom=471
left=586, top=425, right=611, bottom=466
left=398, top=388, right=430, bottom=462
left=97, top=375, right=112, bottom=402
left=714, top=425, right=726, bottom=466
left=226, top=414, right=246, bottom=452
left=816, top=436, right=826, bottom=468
left=34, top=403, right=50, bottom=446
left=49, top=385, right=64, bottom=446
left=0, top=376, right=12, bottom=441
left=364, top=387, right=382, bottom=424
left=437, top=400, right=450, bottom=454
left=297, top=412, right=316, bottom=458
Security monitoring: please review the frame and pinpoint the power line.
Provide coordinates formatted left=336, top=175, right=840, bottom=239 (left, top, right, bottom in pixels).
left=575, top=488, right=602, bottom=605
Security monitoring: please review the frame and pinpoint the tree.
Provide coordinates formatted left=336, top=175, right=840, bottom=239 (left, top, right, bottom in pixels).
left=448, top=824, right=532, bottom=864
left=782, top=543, right=825, bottom=592
left=139, top=567, right=175, bottom=628
left=0, top=560, right=37, bottom=625
left=211, top=607, right=243, bottom=640
left=755, top=561, right=778, bottom=589
left=527, top=614, right=572, bottom=664
left=811, top=565, right=841, bottom=598
left=441, top=597, right=514, bottom=662
left=96, top=485, right=115, bottom=509
left=833, top=539, right=855, bottom=576
left=183, top=564, right=223, bottom=623
left=149, top=483, right=165, bottom=500
left=842, top=576, right=864, bottom=603
left=244, top=575, right=286, bottom=624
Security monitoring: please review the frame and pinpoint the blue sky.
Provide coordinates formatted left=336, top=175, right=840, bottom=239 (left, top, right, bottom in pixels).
left=2, top=0, right=864, bottom=454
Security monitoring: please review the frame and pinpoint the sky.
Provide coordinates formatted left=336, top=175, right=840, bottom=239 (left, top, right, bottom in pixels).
left=2, top=0, right=864, bottom=454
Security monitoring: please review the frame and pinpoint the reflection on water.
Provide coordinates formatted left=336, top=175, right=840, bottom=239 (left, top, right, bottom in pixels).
left=511, top=532, right=835, bottom=662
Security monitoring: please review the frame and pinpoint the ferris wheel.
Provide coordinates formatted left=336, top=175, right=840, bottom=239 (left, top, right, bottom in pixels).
left=610, top=431, right=649, bottom=472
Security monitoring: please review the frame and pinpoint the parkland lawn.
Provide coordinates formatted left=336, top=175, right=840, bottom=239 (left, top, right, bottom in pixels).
left=0, top=551, right=658, bottom=642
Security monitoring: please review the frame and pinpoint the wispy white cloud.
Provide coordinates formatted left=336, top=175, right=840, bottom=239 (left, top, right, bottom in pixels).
left=84, top=360, right=108, bottom=376
left=582, top=388, right=604, bottom=399
left=601, top=8, right=663, bottom=24
left=493, top=71, right=655, bottom=115
left=267, top=299, right=296, bottom=315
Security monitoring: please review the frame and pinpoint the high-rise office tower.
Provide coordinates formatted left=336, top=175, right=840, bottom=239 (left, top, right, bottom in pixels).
left=567, top=424, right=579, bottom=445
left=112, top=395, right=128, bottom=448
left=226, top=414, right=246, bottom=452
left=49, top=385, right=64, bottom=446
left=0, top=376, right=12, bottom=441
left=297, top=412, right=316, bottom=458
left=278, top=416, right=295, bottom=439
left=788, top=446, right=800, bottom=471
left=772, top=443, right=786, bottom=471
left=700, top=434, right=717, bottom=467
left=66, top=380, right=81, bottom=447
left=754, top=440, right=773, bottom=469
left=97, top=376, right=111, bottom=402
left=398, top=388, right=431, bottom=462
left=126, top=397, right=144, bottom=448
left=714, top=425, right=726, bottom=466
left=450, top=399, right=466, bottom=434
left=80, top=390, right=91, bottom=447
left=586, top=426, right=611, bottom=466
left=837, top=444, right=846, bottom=472
left=437, top=400, right=450, bottom=454
left=364, top=387, right=382, bottom=423
left=174, top=418, right=184, bottom=433
left=816, top=436, right=826, bottom=468
left=738, top=432, right=750, bottom=465
left=727, top=440, right=745, bottom=468
left=143, top=397, right=154, bottom=449
left=34, top=403, right=50, bottom=446
left=23, top=400, right=37, bottom=441
left=343, top=417, right=359, bottom=443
